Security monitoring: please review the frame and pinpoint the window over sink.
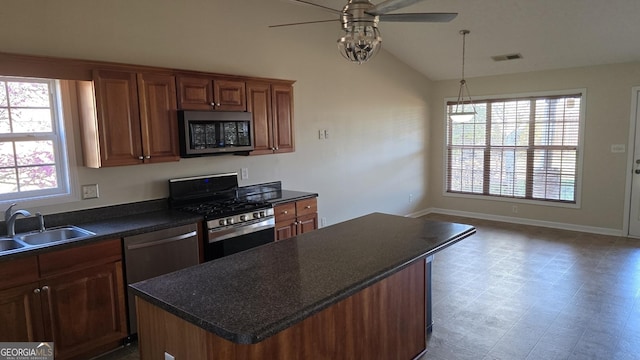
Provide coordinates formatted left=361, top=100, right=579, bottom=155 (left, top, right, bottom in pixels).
left=0, top=76, right=76, bottom=206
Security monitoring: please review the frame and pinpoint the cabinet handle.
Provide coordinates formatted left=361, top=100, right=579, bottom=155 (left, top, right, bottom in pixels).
left=211, top=102, right=220, bottom=107
left=42, top=286, right=49, bottom=292
left=138, top=156, right=144, bottom=160
left=275, top=147, right=279, bottom=150
left=282, top=210, right=288, bottom=214
left=33, top=288, right=40, bottom=294
left=145, top=155, right=151, bottom=159
left=305, top=205, right=311, bottom=209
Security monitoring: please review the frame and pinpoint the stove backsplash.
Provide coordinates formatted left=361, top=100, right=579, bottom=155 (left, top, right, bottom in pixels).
left=238, top=181, right=282, bottom=198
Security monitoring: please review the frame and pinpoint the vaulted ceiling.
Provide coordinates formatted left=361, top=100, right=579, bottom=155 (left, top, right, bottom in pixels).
left=273, top=0, right=640, bottom=80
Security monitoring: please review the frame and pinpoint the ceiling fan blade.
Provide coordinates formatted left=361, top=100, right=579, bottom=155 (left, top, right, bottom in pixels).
left=367, top=0, right=427, bottom=16
left=377, top=12, right=458, bottom=22
left=285, top=0, right=344, bottom=15
left=269, top=19, right=339, bottom=28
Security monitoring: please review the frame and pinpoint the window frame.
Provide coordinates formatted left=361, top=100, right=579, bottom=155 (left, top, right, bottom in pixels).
left=442, top=88, right=586, bottom=209
left=0, top=77, right=79, bottom=208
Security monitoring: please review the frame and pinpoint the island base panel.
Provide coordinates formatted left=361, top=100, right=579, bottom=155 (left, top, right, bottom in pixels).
left=136, top=259, right=427, bottom=359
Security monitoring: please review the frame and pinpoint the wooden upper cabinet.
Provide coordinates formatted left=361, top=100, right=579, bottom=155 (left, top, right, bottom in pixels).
left=214, top=79, right=246, bottom=111
left=91, top=70, right=143, bottom=167
left=248, top=82, right=295, bottom=155
left=137, top=73, right=180, bottom=163
left=177, top=75, right=246, bottom=111
left=78, top=69, right=180, bottom=167
left=272, top=84, right=294, bottom=153
left=247, top=82, right=273, bottom=155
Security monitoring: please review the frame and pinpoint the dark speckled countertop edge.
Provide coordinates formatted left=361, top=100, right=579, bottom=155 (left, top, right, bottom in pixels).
left=129, top=223, right=476, bottom=344
left=0, top=209, right=203, bottom=262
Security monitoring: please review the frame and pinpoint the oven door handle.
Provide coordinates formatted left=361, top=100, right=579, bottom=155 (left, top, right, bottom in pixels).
left=208, top=218, right=275, bottom=243
left=126, top=231, right=198, bottom=250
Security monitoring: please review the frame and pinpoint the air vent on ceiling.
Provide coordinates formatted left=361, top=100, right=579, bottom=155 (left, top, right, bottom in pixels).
left=491, top=53, right=523, bottom=62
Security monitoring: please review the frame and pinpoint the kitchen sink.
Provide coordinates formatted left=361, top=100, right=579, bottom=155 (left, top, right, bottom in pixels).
left=15, top=226, right=95, bottom=246
left=0, top=239, right=25, bottom=252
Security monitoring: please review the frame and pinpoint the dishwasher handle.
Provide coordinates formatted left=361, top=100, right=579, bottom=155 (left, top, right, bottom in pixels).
left=126, top=231, right=197, bottom=250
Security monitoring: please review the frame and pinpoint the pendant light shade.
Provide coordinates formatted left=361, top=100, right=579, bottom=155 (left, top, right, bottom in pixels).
left=450, top=30, right=476, bottom=122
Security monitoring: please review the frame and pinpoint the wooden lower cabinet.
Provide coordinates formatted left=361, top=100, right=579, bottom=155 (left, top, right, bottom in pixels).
left=274, top=197, right=318, bottom=241
left=0, top=239, right=127, bottom=360
left=43, top=260, right=127, bottom=359
left=0, top=282, right=44, bottom=342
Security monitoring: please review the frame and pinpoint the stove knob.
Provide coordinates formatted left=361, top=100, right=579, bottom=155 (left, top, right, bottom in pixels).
left=219, top=219, right=226, bottom=226
left=226, top=218, right=234, bottom=225
left=259, top=211, right=265, bottom=218
left=240, top=215, right=247, bottom=221
left=253, top=212, right=259, bottom=219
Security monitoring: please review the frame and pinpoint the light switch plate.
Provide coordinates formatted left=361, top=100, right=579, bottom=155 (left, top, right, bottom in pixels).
left=81, top=184, right=99, bottom=199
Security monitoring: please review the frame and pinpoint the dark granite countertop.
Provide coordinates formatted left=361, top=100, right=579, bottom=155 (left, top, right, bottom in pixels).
left=129, top=212, right=475, bottom=345
left=0, top=200, right=202, bottom=262
left=245, top=190, right=318, bottom=205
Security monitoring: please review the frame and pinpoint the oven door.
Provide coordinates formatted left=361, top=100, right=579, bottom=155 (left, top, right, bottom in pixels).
left=205, top=217, right=275, bottom=261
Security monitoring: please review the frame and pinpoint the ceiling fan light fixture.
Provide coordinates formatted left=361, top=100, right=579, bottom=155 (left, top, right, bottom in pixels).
left=450, top=29, right=477, bottom=122
left=337, top=25, right=382, bottom=64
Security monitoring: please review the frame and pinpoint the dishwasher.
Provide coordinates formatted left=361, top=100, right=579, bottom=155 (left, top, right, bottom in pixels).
left=123, top=223, right=199, bottom=335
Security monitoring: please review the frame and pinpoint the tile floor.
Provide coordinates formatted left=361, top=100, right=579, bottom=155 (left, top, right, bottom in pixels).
left=421, top=214, right=640, bottom=360
left=99, top=214, right=640, bottom=360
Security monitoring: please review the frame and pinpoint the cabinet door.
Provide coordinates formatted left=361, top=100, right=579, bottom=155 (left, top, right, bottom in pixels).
left=137, top=73, right=180, bottom=163
left=272, top=84, right=294, bottom=153
left=41, top=261, right=127, bottom=360
left=297, top=213, right=318, bottom=235
left=247, top=82, right=274, bottom=155
left=0, top=283, right=44, bottom=342
left=176, top=76, right=213, bottom=110
left=93, top=70, right=144, bottom=166
left=214, top=79, right=246, bottom=111
left=275, top=219, right=297, bottom=241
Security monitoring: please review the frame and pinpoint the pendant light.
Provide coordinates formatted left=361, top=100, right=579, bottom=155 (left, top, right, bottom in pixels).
left=450, top=29, right=476, bottom=122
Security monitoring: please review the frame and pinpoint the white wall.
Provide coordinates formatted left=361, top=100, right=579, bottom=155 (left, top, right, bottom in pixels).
left=0, top=0, right=432, bottom=226
left=429, top=62, right=640, bottom=232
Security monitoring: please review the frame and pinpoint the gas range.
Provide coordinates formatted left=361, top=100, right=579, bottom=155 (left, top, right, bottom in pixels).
left=176, top=199, right=274, bottom=230
left=169, top=173, right=276, bottom=261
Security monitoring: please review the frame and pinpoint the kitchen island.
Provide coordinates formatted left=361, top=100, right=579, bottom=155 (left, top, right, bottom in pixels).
left=130, top=213, right=475, bottom=359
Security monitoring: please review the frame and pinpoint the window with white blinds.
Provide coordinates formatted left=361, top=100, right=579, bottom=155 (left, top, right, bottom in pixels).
left=446, top=91, right=584, bottom=204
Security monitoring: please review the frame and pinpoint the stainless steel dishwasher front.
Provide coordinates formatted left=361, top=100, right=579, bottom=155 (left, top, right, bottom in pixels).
left=123, top=223, right=199, bottom=335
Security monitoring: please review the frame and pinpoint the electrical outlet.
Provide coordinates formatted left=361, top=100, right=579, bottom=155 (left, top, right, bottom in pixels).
left=318, top=130, right=325, bottom=140
left=241, top=168, right=249, bottom=180
left=323, top=129, right=329, bottom=139
left=409, top=194, right=413, bottom=203
left=611, top=144, right=626, bottom=153
left=321, top=217, right=327, bottom=227
left=81, top=184, right=99, bottom=199
left=512, top=205, right=518, bottom=213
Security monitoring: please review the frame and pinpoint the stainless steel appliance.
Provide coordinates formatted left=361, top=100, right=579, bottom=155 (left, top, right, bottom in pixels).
left=169, top=173, right=275, bottom=261
left=178, top=110, right=254, bottom=157
left=123, top=223, right=199, bottom=335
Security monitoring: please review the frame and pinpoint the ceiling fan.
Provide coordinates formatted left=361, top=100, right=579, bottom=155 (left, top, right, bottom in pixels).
left=271, top=0, right=457, bottom=64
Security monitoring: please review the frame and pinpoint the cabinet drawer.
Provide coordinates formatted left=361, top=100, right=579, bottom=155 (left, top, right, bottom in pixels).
left=0, top=256, right=39, bottom=290
left=274, top=203, right=296, bottom=221
left=296, top=198, right=317, bottom=217
left=39, top=238, right=122, bottom=278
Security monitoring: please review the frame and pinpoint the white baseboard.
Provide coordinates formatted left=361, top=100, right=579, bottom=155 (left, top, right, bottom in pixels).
left=407, top=207, right=624, bottom=237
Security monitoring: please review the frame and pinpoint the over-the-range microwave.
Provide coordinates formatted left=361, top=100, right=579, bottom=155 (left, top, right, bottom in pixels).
left=178, top=110, right=254, bottom=157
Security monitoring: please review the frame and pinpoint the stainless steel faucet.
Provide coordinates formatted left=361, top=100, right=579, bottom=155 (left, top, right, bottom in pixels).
left=4, top=203, right=32, bottom=237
